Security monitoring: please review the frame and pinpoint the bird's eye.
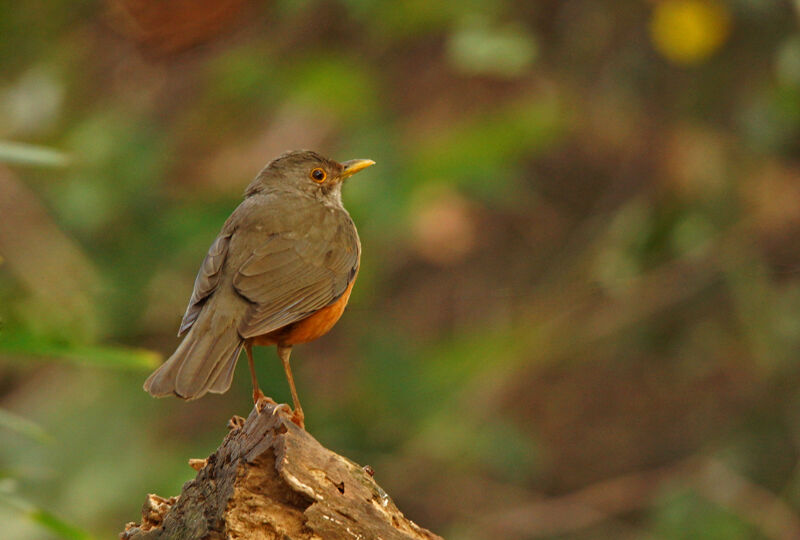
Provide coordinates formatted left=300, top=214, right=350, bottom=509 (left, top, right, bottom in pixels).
left=310, top=168, right=327, bottom=183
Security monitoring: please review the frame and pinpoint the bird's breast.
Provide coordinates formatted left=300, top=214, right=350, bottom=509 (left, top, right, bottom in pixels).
left=252, top=276, right=357, bottom=346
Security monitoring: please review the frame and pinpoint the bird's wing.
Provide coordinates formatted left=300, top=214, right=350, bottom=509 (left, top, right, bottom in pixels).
left=177, top=231, right=233, bottom=336
left=232, top=208, right=359, bottom=339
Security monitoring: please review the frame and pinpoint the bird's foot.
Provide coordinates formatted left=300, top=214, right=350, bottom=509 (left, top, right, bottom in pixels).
left=264, top=402, right=305, bottom=429
left=253, top=391, right=304, bottom=428
left=269, top=402, right=293, bottom=420
left=254, top=389, right=277, bottom=413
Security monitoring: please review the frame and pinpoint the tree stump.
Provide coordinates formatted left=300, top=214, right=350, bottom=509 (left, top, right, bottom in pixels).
left=120, top=403, right=441, bottom=539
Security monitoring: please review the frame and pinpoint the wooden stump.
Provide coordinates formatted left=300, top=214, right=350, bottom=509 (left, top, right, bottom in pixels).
left=120, top=403, right=441, bottom=539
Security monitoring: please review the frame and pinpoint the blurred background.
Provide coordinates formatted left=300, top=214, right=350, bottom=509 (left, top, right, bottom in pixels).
left=1, top=1, right=800, bottom=538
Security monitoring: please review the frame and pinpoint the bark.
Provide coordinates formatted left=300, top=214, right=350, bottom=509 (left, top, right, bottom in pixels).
left=120, top=403, right=442, bottom=540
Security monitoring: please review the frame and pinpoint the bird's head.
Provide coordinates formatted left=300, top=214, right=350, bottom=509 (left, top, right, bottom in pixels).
left=246, top=150, right=375, bottom=204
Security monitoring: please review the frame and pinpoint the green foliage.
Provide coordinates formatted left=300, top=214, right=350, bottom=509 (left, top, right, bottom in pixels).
left=0, top=330, right=160, bottom=370
left=27, top=509, right=95, bottom=540
left=0, top=484, right=94, bottom=540
left=650, top=489, right=757, bottom=540
left=447, top=19, right=538, bottom=77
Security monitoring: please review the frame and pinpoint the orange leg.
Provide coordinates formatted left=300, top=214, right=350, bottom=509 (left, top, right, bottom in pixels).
left=246, top=342, right=274, bottom=412
left=278, top=344, right=304, bottom=428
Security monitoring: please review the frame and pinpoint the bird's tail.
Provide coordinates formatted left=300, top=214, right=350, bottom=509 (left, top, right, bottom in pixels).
left=144, top=308, right=243, bottom=400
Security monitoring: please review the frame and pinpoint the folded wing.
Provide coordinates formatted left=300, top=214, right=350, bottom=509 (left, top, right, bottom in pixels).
left=233, top=209, right=359, bottom=339
left=177, top=231, right=233, bottom=336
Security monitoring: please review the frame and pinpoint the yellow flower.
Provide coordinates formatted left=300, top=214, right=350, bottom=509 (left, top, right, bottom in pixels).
left=650, top=0, right=731, bottom=65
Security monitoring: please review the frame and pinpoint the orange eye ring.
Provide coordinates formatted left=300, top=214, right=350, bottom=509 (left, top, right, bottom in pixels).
left=310, top=168, right=327, bottom=183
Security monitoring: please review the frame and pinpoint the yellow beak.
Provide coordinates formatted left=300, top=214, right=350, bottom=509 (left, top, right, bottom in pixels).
left=340, top=159, right=375, bottom=178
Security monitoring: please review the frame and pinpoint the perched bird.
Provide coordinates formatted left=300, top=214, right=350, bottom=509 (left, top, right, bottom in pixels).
left=144, top=150, right=374, bottom=428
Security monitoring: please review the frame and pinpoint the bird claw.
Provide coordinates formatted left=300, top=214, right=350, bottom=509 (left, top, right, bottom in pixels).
left=253, top=389, right=304, bottom=429
left=254, top=389, right=277, bottom=413
left=271, top=403, right=292, bottom=417
left=264, top=402, right=305, bottom=429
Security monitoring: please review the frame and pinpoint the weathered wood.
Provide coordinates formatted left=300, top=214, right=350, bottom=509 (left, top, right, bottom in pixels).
left=121, top=403, right=441, bottom=539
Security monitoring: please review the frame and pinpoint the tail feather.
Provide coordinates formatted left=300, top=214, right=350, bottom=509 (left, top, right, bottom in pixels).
left=207, top=346, right=240, bottom=394
left=144, top=310, right=243, bottom=400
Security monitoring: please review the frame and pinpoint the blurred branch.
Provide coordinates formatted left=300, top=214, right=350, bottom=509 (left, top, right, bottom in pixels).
left=476, top=457, right=800, bottom=540
left=0, top=165, right=100, bottom=343
left=475, top=460, right=693, bottom=538
left=0, top=165, right=162, bottom=368
left=696, top=459, right=800, bottom=540
left=121, top=404, right=442, bottom=539
left=0, top=407, right=53, bottom=445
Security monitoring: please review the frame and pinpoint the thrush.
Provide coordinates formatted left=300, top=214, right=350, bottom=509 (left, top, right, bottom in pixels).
left=143, top=150, right=374, bottom=428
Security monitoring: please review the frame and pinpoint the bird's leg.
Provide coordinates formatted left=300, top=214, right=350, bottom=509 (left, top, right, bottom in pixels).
left=246, top=342, right=275, bottom=412
left=278, top=344, right=304, bottom=428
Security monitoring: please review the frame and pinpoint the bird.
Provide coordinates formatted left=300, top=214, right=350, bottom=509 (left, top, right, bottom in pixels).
left=143, top=150, right=374, bottom=428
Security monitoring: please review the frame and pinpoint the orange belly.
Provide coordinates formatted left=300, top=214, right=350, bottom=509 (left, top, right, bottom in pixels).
left=252, top=278, right=356, bottom=346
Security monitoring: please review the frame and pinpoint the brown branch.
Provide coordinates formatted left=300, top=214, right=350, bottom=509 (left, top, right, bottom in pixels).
left=695, top=459, right=800, bottom=540
left=476, top=457, right=800, bottom=540
left=120, top=403, right=441, bottom=539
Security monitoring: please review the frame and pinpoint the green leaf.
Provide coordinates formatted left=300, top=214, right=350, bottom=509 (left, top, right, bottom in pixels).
left=28, top=509, right=94, bottom=540
left=405, top=94, right=564, bottom=200
left=447, top=20, right=538, bottom=77
left=0, top=140, right=70, bottom=168
left=0, top=486, right=94, bottom=540
left=0, top=331, right=161, bottom=370
left=650, top=488, right=755, bottom=539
